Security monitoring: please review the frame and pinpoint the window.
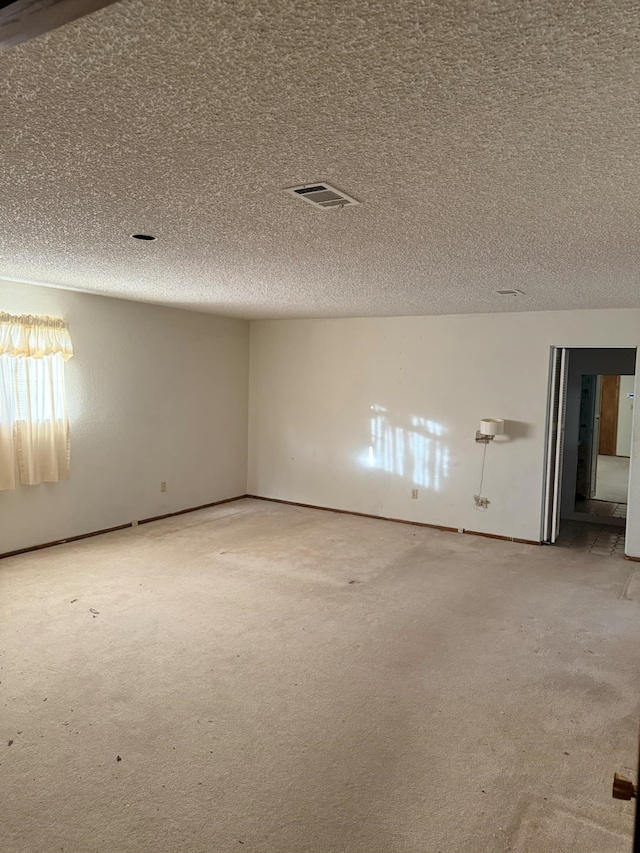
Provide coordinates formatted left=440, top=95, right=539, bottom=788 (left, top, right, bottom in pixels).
left=0, top=313, right=73, bottom=491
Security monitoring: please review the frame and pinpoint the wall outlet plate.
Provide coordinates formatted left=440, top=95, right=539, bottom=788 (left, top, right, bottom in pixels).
left=411, top=488, right=418, bottom=499
left=474, top=495, right=490, bottom=508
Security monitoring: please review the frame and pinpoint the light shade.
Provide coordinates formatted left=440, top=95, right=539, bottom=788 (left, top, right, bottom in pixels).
left=480, top=418, right=505, bottom=436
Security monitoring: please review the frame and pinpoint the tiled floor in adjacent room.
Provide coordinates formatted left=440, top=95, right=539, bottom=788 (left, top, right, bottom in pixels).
left=556, top=520, right=627, bottom=556
left=574, top=498, right=627, bottom=519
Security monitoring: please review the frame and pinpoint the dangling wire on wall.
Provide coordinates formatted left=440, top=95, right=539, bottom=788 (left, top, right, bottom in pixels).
left=474, top=441, right=489, bottom=511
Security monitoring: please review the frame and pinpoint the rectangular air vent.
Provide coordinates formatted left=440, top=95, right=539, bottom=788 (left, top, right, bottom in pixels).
left=285, top=182, right=360, bottom=210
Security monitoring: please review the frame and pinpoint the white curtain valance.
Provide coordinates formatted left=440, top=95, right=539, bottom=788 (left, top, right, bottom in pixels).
left=0, top=313, right=73, bottom=361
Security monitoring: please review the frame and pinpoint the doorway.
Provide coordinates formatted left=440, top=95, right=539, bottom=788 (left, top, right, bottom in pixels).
left=542, top=347, right=636, bottom=545
left=573, top=373, right=632, bottom=522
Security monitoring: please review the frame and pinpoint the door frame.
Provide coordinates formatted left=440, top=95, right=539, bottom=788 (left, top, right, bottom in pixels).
left=541, top=346, right=637, bottom=543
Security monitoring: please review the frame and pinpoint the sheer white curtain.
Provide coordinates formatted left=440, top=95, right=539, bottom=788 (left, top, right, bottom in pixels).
left=0, top=313, right=73, bottom=491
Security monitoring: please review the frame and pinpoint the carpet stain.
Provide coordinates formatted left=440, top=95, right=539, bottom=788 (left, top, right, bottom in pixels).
left=622, top=570, right=640, bottom=601
left=504, top=796, right=631, bottom=853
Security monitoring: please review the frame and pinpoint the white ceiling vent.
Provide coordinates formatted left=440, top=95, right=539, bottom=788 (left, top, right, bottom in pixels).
left=285, top=182, right=360, bottom=210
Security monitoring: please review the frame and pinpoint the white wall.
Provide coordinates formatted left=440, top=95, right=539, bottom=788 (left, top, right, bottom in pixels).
left=248, top=310, right=640, bottom=555
left=617, top=375, right=635, bottom=457
left=1, top=280, right=249, bottom=553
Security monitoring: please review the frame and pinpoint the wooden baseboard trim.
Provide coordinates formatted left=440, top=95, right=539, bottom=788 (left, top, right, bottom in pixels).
left=246, top=495, right=541, bottom=546
left=247, top=494, right=458, bottom=532
left=624, top=554, right=640, bottom=562
left=462, top=529, right=541, bottom=546
left=0, top=522, right=134, bottom=560
left=0, top=495, right=248, bottom=560
left=1, top=494, right=544, bottom=559
left=137, top=495, right=247, bottom=526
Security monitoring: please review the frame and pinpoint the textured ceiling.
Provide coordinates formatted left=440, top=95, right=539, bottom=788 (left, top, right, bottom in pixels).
left=2, top=0, right=640, bottom=318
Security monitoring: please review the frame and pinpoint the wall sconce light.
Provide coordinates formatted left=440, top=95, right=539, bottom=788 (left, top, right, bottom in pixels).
left=475, top=418, right=505, bottom=443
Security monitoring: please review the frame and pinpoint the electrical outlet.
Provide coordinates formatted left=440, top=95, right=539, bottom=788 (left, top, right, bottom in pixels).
left=474, top=495, right=489, bottom=509
left=160, top=481, right=167, bottom=492
left=411, top=488, right=418, bottom=499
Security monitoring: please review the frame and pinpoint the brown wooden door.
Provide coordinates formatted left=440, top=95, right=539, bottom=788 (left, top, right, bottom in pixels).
left=599, top=374, right=620, bottom=456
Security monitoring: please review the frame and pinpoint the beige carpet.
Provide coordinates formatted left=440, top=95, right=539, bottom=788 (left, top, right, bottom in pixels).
left=1, top=498, right=638, bottom=853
